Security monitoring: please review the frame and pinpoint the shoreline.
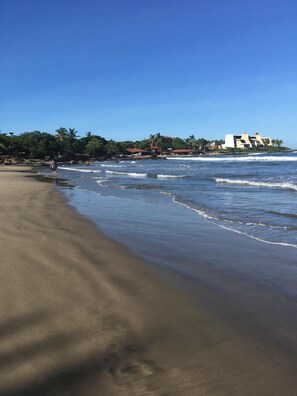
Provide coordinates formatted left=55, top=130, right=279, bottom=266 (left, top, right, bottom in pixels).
left=1, top=166, right=297, bottom=395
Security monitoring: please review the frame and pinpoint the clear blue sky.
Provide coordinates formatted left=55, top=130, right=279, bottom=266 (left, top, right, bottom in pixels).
left=1, top=0, right=296, bottom=147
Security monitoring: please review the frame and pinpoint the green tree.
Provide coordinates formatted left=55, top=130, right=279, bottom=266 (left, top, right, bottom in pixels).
left=85, top=137, right=106, bottom=157
left=137, top=139, right=150, bottom=150
left=172, top=137, right=187, bottom=149
left=20, top=131, right=59, bottom=158
left=106, top=140, right=120, bottom=156
left=185, top=134, right=196, bottom=148
left=196, top=138, right=209, bottom=150
left=0, top=133, right=8, bottom=154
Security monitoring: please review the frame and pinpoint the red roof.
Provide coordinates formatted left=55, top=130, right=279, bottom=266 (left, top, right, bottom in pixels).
left=126, top=148, right=143, bottom=153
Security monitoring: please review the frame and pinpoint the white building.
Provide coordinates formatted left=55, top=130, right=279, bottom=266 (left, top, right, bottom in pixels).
left=222, top=132, right=272, bottom=149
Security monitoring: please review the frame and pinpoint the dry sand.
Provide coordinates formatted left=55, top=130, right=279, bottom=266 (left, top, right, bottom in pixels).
left=0, top=166, right=296, bottom=395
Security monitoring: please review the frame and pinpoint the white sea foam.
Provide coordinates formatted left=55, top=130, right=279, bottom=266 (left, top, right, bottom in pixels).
left=105, top=170, right=147, bottom=177
left=156, top=174, right=186, bottom=178
left=103, top=170, right=185, bottom=178
left=215, top=178, right=297, bottom=192
left=99, top=164, right=124, bottom=168
left=216, top=224, right=297, bottom=249
left=96, top=179, right=109, bottom=186
left=58, top=167, right=94, bottom=173
left=166, top=155, right=297, bottom=162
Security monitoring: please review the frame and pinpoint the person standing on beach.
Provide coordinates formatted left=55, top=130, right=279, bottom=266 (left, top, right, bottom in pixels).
left=50, top=158, right=58, bottom=177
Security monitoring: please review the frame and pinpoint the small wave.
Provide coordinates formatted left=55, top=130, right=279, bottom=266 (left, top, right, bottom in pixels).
left=58, top=167, right=94, bottom=173
left=216, top=224, right=297, bottom=249
left=215, top=178, right=297, bottom=192
left=160, top=191, right=173, bottom=196
left=104, top=170, right=185, bottom=178
left=105, top=170, right=147, bottom=177
left=167, top=194, right=297, bottom=249
left=116, top=184, right=161, bottom=190
left=96, top=179, right=109, bottom=186
left=268, top=211, right=297, bottom=220
left=155, top=174, right=186, bottom=178
left=166, top=155, right=297, bottom=162
left=99, top=164, right=124, bottom=168
left=171, top=196, right=217, bottom=220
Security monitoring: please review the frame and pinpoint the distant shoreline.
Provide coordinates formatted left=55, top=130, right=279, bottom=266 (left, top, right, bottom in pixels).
left=0, top=148, right=294, bottom=167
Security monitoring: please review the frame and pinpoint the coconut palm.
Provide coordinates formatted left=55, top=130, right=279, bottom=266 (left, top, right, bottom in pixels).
left=186, top=134, right=196, bottom=148
left=274, top=139, right=283, bottom=147
left=149, top=134, right=156, bottom=147
left=68, top=128, right=79, bottom=139
left=55, top=127, right=68, bottom=142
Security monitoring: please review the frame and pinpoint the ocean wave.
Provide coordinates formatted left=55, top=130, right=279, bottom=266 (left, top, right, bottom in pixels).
left=114, top=184, right=161, bottom=190
left=268, top=211, right=297, bottom=219
left=99, top=164, right=124, bottom=168
left=165, top=193, right=297, bottom=248
left=104, top=170, right=186, bottom=178
left=105, top=170, right=147, bottom=177
left=155, top=174, right=186, bottom=178
left=58, top=167, right=94, bottom=173
left=215, top=178, right=297, bottom=192
left=96, top=179, right=109, bottom=186
left=216, top=224, right=297, bottom=249
left=166, top=155, right=297, bottom=162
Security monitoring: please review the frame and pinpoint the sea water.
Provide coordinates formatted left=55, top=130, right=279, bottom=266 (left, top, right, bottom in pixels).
left=49, top=152, right=297, bottom=248
left=40, top=152, right=297, bottom=301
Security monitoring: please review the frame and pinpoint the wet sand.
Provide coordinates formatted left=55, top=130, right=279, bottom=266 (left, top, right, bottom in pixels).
left=0, top=166, right=296, bottom=395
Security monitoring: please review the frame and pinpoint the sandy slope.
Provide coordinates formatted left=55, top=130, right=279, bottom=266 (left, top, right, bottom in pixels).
left=0, top=166, right=296, bottom=395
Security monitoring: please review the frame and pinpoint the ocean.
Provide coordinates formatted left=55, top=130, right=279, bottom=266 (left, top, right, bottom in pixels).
left=41, top=152, right=297, bottom=286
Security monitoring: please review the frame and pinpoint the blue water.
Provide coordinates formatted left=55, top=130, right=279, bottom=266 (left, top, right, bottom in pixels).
left=47, top=152, right=297, bottom=249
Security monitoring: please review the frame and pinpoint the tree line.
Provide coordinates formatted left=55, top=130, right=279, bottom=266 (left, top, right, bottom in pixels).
left=0, top=128, right=285, bottom=160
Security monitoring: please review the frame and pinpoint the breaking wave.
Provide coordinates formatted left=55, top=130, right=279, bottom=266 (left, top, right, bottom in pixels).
left=58, top=167, right=94, bottom=173
left=166, top=155, right=297, bottom=162
left=105, top=170, right=186, bottom=178
left=105, top=170, right=147, bottom=177
left=155, top=174, right=186, bottom=178
left=99, top=164, right=124, bottom=168
left=215, top=178, right=297, bottom=192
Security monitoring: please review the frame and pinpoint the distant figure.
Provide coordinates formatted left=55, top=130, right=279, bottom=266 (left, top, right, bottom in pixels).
left=50, top=159, right=58, bottom=177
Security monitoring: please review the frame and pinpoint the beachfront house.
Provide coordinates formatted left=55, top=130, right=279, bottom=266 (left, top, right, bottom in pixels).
left=222, top=132, right=272, bottom=149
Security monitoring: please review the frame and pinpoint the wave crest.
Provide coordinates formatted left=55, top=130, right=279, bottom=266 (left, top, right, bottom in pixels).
left=215, top=178, right=297, bottom=192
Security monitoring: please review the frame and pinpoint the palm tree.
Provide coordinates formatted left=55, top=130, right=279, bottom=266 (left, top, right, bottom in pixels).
left=149, top=134, right=156, bottom=148
left=274, top=139, right=283, bottom=147
left=68, top=128, right=79, bottom=139
left=55, top=127, right=68, bottom=142
left=154, top=132, right=162, bottom=147
left=186, top=134, right=196, bottom=148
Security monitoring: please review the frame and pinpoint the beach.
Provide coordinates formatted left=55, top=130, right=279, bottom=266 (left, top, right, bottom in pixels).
left=0, top=166, right=296, bottom=395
